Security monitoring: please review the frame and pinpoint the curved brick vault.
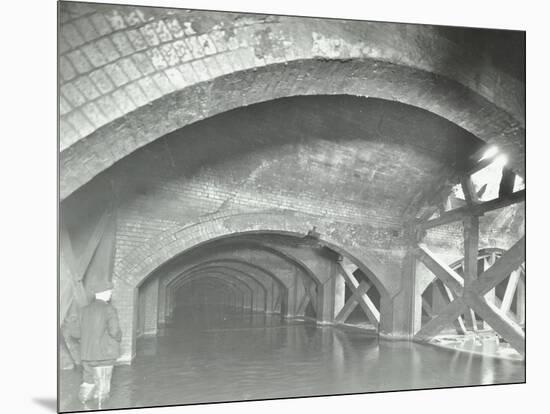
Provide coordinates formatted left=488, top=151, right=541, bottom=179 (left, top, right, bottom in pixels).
left=115, top=212, right=398, bottom=299
left=59, top=3, right=525, bottom=199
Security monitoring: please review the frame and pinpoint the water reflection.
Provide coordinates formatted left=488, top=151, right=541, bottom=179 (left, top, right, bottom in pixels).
left=59, top=305, right=524, bottom=412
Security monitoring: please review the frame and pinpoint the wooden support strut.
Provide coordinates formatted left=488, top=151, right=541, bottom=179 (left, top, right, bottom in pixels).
left=337, top=264, right=380, bottom=325
left=334, top=280, right=370, bottom=323
left=501, top=269, right=521, bottom=315
left=407, top=143, right=498, bottom=223
left=419, top=189, right=525, bottom=230
left=434, top=279, right=467, bottom=335
left=417, top=245, right=464, bottom=297
left=414, top=237, right=525, bottom=355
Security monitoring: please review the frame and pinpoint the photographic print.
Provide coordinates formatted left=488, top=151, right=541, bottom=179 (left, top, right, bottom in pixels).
left=58, top=1, right=526, bottom=412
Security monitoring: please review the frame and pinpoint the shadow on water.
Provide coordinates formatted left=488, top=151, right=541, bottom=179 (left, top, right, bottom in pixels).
left=59, top=304, right=525, bottom=412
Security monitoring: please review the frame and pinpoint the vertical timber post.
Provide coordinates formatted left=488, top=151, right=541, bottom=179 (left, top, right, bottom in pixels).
left=463, top=215, right=480, bottom=330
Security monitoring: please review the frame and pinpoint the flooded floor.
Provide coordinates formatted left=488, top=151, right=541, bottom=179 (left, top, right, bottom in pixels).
left=59, top=305, right=525, bottom=412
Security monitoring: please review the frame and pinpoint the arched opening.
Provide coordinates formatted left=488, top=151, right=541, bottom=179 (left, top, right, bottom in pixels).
left=131, top=230, right=385, bottom=350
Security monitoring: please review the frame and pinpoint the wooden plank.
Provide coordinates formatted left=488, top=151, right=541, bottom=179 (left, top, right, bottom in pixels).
left=465, top=292, right=525, bottom=356
left=334, top=298, right=359, bottom=324
left=463, top=216, right=479, bottom=285
left=338, top=263, right=360, bottom=289
left=483, top=254, right=497, bottom=329
left=339, top=265, right=359, bottom=292
left=357, top=290, right=381, bottom=324
left=501, top=269, right=521, bottom=314
left=417, top=245, right=464, bottom=297
left=468, top=309, right=479, bottom=331
left=334, top=281, right=370, bottom=323
left=414, top=299, right=467, bottom=341
left=435, top=280, right=467, bottom=335
left=472, top=237, right=525, bottom=295
left=338, top=264, right=380, bottom=325
left=421, top=190, right=525, bottom=229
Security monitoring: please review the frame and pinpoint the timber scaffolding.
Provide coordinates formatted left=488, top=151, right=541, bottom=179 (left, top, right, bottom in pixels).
left=402, top=144, right=525, bottom=357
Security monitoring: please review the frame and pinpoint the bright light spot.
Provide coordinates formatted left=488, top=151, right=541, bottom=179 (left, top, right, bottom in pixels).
left=494, top=154, right=508, bottom=167
left=470, top=155, right=507, bottom=201
left=480, top=146, right=499, bottom=161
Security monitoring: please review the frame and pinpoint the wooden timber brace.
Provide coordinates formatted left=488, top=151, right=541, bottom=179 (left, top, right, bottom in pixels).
left=334, top=260, right=380, bottom=327
left=409, top=146, right=525, bottom=356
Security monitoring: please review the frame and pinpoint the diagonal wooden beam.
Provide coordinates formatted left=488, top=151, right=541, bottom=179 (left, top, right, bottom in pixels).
left=414, top=298, right=467, bottom=342
left=338, top=264, right=380, bottom=325
left=465, top=292, right=525, bottom=355
left=334, top=281, right=370, bottom=323
left=500, top=269, right=521, bottom=314
left=434, top=280, right=467, bottom=335
left=471, top=237, right=525, bottom=295
left=420, top=189, right=525, bottom=230
left=356, top=289, right=381, bottom=325
left=516, top=276, right=525, bottom=326
left=468, top=308, right=479, bottom=331
left=417, top=244, right=464, bottom=297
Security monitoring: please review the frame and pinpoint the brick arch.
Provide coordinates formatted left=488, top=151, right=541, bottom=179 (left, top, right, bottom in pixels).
left=164, top=259, right=297, bottom=292
left=162, top=260, right=289, bottom=322
left=116, top=211, right=396, bottom=299
left=173, top=277, right=247, bottom=308
left=59, top=4, right=524, bottom=199
left=163, top=258, right=291, bottom=315
left=173, top=271, right=256, bottom=307
left=169, top=266, right=268, bottom=306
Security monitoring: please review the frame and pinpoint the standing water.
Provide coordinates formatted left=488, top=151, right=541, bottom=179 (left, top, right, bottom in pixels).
left=59, top=305, right=524, bottom=412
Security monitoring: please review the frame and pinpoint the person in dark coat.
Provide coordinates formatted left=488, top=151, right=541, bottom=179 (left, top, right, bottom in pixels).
left=69, top=280, right=122, bottom=404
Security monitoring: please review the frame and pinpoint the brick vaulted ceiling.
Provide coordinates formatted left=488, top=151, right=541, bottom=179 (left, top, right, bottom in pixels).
left=58, top=3, right=525, bottom=200
left=63, top=95, right=483, bottom=232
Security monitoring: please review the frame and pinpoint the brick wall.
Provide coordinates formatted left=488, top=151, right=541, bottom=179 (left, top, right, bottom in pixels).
left=59, top=2, right=525, bottom=198
left=65, top=95, right=488, bottom=295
